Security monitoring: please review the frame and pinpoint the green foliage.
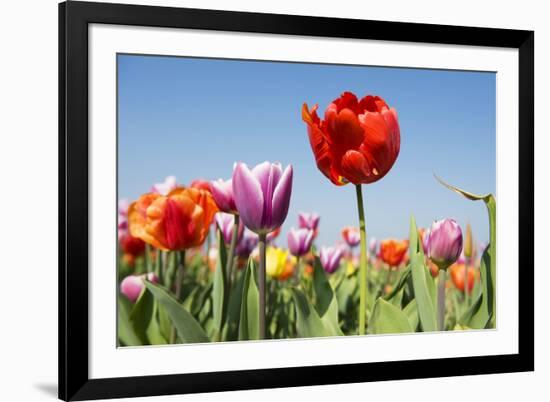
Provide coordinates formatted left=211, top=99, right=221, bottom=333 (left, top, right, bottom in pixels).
left=239, top=258, right=260, bottom=341
left=367, top=298, right=413, bottom=334
left=212, top=230, right=228, bottom=341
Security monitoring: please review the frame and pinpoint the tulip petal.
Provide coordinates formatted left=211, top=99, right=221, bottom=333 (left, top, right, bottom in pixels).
left=341, top=150, right=373, bottom=184
left=270, top=165, right=293, bottom=230
left=233, top=163, right=265, bottom=233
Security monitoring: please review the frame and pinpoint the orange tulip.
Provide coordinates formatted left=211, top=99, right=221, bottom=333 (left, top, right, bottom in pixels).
left=450, top=264, right=478, bottom=293
left=379, top=239, right=408, bottom=267
left=128, top=187, right=218, bottom=251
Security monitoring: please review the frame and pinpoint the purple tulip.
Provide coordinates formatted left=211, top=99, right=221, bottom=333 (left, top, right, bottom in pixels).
left=427, top=219, right=463, bottom=270
left=215, top=212, right=244, bottom=245
left=298, top=212, right=320, bottom=232
left=120, top=273, right=159, bottom=303
left=287, top=228, right=314, bottom=257
left=210, top=178, right=238, bottom=214
left=319, top=246, right=344, bottom=274
left=151, top=175, right=177, bottom=195
left=232, top=161, right=293, bottom=235
left=118, top=199, right=129, bottom=240
left=236, top=229, right=259, bottom=257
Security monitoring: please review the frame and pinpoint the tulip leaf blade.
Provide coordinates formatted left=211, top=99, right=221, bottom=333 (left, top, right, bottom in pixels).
left=312, top=256, right=340, bottom=332
left=291, top=287, right=343, bottom=338
left=403, top=299, right=420, bottom=331
left=222, top=267, right=246, bottom=341
left=144, top=281, right=210, bottom=343
left=409, top=216, right=438, bottom=332
left=129, top=286, right=155, bottom=344
left=238, top=258, right=260, bottom=341
left=117, top=294, right=142, bottom=346
left=212, top=230, right=228, bottom=341
left=435, top=176, right=496, bottom=328
left=367, top=298, right=413, bottom=334
left=384, top=265, right=411, bottom=303
left=459, top=245, right=493, bottom=328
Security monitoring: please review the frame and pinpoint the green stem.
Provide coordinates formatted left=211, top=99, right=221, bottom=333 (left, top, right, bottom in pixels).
left=464, top=257, right=469, bottom=307
left=355, top=184, right=368, bottom=335
left=437, top=269, right=446, bottom=331
left=294, top=256, right=301, bottom=285
left=145, top=244, right=152, bottom=273
left=170, top=250, right=186, bottom=344
left=486, top=196, right=496, bottom=326
left=226, top=215, right=240, bottom=289
left=258, top=233, right=267, bottom=339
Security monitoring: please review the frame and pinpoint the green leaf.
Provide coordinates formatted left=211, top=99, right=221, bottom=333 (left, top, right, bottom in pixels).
left=312, top=257, right=340, bottom=333
left=384, top=265, right=411, bottom=304
left=223, top=270, right=246, bottom=341
left=403, top=299, right=419, bottom=331
left=144, top=281, right=210, bottom=343
left=238, top=258, right=260, bottom=341
left=459, top=247, right=493, bottom=328
left=409, top=216, right=437, bottom=332
left=146, top=302, right=168, bottom=345
left=367, top=298, right=413, bottom=334
left=117, top=295, right=142, bottom=346
left=129, top=286, right=155, bottom=344
left=435, top=175, right=496, bottom=328
left=291, top=287, right=343, bottom=337
left=212, top=230, right=228, bottom=341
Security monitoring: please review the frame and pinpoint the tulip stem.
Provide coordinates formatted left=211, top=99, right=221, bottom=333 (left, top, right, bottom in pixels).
left=463, top=257, right=469, bottom=307
left=170, top=250, right=186, bottom=344
left=226, top=215, right=240, bottom=289
left=355, top=184, right=368, bottom=335
left=437, top=269, right=446, bottom=331
left=258, top=233, right=267, bottom=339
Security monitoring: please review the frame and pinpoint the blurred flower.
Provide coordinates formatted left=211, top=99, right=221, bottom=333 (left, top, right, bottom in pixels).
left=298, top=212, right=320, bottom=236
left=287, top=228, right=314, bottom=257
left=464, top=223, right=473, bottom=259
left=301, top=91, right=400, bottom=186
left=215, top=212, right=244, bottom=245
left=210, top=178, right=237, bottom=214
left=266, top=247, right=289, bottom=278
left=341, top=226, right=361, bottom=248
left=379, top=239, right=409, bottom=267
left=428, top=260, right=439, bottom=278
left=190, top=179, right=212, bottom=193
left=120, top=273, right=158, bottom=303
left=118, top=199, right=130, bottom=240
left=267, top=227, right=282, bottom=244
left=450, top=263, right=477, bottom=293
left=128, top=188, right=218, bottom=251
left=232, top=161, right=293, bottom=234
left=151, top=175, right=177, bottom=196
left=236, top=229, right=259, bottom=257
left=319, top=246, right=344, bottom=274
left=119, top=232, right=145, bottom=267
left=368, top=237, right=378, bottom=255
left=208, top=246, right=218, bottom=272
left=427, top=219, right=463, bottom=270
left=278, top=257, right=296, bottom=281
left=418, top=228, right=430, bottom=254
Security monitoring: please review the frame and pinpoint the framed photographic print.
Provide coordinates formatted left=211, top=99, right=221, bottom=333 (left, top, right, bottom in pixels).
left=59, top=1, right=534, bottom=400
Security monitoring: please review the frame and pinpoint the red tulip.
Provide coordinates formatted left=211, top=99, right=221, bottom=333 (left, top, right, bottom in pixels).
left=302, top=91, right=400, bottom=185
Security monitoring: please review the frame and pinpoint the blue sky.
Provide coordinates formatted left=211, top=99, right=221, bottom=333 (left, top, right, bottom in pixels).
left=118, top=54, right=496, bottom=249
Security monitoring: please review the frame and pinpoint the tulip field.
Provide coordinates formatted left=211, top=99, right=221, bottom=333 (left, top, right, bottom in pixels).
left=117, top=89, right=496, bottom=346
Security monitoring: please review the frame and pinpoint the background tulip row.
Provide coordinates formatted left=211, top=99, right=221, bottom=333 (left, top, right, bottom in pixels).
left=117, top=91, right=496, bottom=345
left=117, top=174, right=495, bottom=345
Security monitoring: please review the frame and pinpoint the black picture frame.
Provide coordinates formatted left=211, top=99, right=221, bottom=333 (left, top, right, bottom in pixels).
left=59, top=1, right=534, bottom=400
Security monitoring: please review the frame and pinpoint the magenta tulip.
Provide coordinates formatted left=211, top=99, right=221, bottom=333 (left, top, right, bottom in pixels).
left=210, top=178, right=238, bottom=214
left=232, top=161, right=293, bottom=235
left=427, top=219, right=463, bottom=270
left=287, top=228, right=314, bottom=257
left=120, top=273, right=159, bottom=303
left=215, top=212, right=244, bottom=245
left=319, top=246, right=344, bottom=274
left=341, top=226, right=361, bottom=248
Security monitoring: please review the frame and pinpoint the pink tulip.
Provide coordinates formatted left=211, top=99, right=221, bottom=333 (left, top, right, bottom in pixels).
left=210, top=178, right=238, bottom=214
left=427, top=219, right=463, bottom=270
left=215, top=212, right=244, bottom=245
left=120, top=273, right=159, bottom=303
left=319, top=246, right=344, bottom=274
left=151, top=175, right=177, bottom=196
left=298, top=212, right=320, bottom=233
left=287, top=228, right=314, bottom=257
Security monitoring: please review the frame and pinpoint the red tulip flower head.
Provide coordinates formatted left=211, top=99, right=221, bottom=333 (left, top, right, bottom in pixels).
left=302, top=91, right=400, bottom=185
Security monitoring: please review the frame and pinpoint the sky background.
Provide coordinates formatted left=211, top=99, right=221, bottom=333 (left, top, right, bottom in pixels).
left=118, top=54, right=496, bottom=250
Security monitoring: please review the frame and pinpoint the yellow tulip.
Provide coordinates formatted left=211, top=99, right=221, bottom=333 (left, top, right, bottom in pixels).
left=266, top=247, right=288, bottom=278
